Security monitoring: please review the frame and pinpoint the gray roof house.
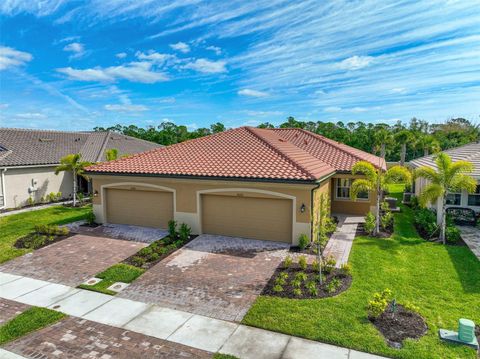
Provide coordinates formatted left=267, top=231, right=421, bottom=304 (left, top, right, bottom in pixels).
left=0, top=128, right=161, bottom=209
left=410, top=142, right=480, bottom=213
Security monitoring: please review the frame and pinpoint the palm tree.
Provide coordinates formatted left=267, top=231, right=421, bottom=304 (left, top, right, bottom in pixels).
left=373, top=126, right=393, bottom=159
left=105, top=148, right=118, bottom=161
left=394, top=130, right=412, bottom=166
left=55, top=154, right=92, bottom=207
left=350, top=162, right=412, bottom=236
left=415, top=152, right=476, bottom=244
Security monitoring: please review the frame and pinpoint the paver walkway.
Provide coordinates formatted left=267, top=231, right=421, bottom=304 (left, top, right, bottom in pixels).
left=0, top=235, right=146, bottom=286
left=458, top=226, right=480, bottom=260
left=0, top=200, right=76, bottom=218
left=324, top=215, right=364, bottom=267
left=119, top=234, right=288, bottom=321
left=0, top=271, right=387, bottom=359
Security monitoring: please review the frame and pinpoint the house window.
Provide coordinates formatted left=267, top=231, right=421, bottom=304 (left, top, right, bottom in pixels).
left=446, top=192, right=461, bottom=206
left=335, top=179, right=368, bottom=200
left=468, top=185, right=480, bottom=207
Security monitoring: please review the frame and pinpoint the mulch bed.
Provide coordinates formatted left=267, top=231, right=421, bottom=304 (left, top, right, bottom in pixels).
left=79, top=222, right=101, bottom=228
left=14, top=233, right=73, bottom=250
left=371, top=303, right=428, bottom=348
left=122, top=235, right=197, bottom=270
left=262, top=263, right=352, bottom=299
left=356, top=221, right=394, bottom=238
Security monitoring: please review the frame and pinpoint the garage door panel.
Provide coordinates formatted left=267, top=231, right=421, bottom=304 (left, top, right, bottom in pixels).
left=106, top=188, right=173, bottom=228
left=201, top=194, right=292, bottom=243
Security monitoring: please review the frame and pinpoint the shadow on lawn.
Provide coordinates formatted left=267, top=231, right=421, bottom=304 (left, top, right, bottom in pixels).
left=446, top=245, right=480, bottom=294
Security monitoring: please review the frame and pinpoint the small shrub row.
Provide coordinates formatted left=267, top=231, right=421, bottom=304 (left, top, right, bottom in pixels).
left=413, top=207, right=461, bottom=244
left=34, top=224, right=69, bottom=236
left=15, top=225, right=70, bottom=250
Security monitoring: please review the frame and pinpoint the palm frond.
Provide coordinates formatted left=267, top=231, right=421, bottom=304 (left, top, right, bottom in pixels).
left=350, top=179, right=374, bottom=200
left=414, top=166, right=439, bottom=183
left=351, top=161, right=377, bottom=183
left=448, top=161, right=474, bottom=176
left=434, top=152, right=452, bottom=177
left=385, top=165, right=412, bottom=184
left=418, top=183, right=444, bottom=207
left=450, top=174, right=477, bottom=193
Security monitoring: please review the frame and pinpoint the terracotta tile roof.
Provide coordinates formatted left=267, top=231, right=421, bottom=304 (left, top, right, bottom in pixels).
left=86, top=127, right=385, bottom=182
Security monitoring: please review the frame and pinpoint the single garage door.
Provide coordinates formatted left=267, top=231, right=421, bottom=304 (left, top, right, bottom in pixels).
left=201, top=194, right=292, bottom=243
left=106, top=188, right=173, bottom=228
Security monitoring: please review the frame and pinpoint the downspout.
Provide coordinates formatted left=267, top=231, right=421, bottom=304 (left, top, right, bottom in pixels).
left=0, top=168, right=7, bottom=209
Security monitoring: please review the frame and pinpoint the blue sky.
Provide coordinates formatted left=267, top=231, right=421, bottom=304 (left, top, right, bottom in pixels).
left=0, top=0, right=479, bottom=131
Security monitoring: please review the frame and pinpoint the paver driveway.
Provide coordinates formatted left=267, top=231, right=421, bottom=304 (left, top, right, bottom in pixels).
left=0, top=235, right=146, bottom=286
left=119, top=234, right=289, bottom=322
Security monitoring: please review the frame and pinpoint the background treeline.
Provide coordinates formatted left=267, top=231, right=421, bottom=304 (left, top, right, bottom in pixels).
left=94, top=117, right=479, bottom=162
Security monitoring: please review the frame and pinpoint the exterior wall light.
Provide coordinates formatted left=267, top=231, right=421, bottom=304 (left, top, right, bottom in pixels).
left=300, top=203, right=306, bottom=213
left=93, top=190, right=99, bottom=197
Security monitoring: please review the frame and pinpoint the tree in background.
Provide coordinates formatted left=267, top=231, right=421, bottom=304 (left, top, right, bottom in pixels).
left=415, top=152, right=476, bottom=244
left=395, top=130, right=413, bottom=166
left=350, top=163, right=412, bottom=236
left=55, top=154, right=91, bottom=207
left=105, top=148, right=118, bottom=161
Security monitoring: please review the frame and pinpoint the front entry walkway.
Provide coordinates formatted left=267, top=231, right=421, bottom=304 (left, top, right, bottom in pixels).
left=324, top=215, right=364, bottom=267
left=119, top=234, right=289, bottom=322
left=458, top=226, right=480, bottom=260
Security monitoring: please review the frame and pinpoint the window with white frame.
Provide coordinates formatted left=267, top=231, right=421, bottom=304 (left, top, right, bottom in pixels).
left=335, top=178, right=368, bottom=200
left=468, top=185, right=480, bottom=207
left=446, top=192, right=461, bottom=206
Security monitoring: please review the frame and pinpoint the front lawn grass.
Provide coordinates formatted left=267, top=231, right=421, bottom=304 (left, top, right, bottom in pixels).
left=0, top=307, right=65, bottom=345
left=0, top=205, right=90, bottom=264
left=78, top=263, right=145, bottom=295
left=243, top=185, right=479, bottom=359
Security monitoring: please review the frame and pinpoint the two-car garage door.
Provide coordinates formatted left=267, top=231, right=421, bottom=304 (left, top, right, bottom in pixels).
left=201, top=194, right=292, bottom=243
left=106, top=188, right=173, bottom=228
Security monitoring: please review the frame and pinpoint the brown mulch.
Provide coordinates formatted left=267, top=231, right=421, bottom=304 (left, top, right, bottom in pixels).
left=262, top=263, right=352, bottom=299
left=371, top=303, right=428, bottom=348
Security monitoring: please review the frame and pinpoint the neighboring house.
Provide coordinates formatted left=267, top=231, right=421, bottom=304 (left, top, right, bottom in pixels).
left=86, top=127, right=386, bottom=245
left=0, top=128, right=162, bottom=209
left=410, top=142, right=480, bottom=220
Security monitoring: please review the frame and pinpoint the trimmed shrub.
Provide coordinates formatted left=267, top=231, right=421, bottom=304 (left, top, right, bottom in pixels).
left=445, top=226, right=461, bottom=244
left=131, top=256, right=146, bottom=267
left=168, top=220, right=177, bottom=239
left=339, top=263, right=352, bottom=277
left=298, top=255, right=307, bottom=270
left=364, top=212, right=376, bottom=235
left=367, top=288, right=393, bottom=319
left=283, top=255, right=293, bottom=269
left=179, top=223, right=191, bottom=242
left=298, top=234, right=309, bottom=250
left=85, top=211, right=95, bottom=225
left=414, top=208, right=438, bottom=238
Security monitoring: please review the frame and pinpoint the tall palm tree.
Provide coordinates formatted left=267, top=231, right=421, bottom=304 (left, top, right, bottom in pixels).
left=105, top=148, right=118, bottom=161
left=55, top=154, right=92, bottom=207
left=373, top=127, right=393, bottom=159
left=350, top=162, right=412, bottom=236
left=395, top=130, right=413, bottom=165
left=415, top=152, right=476, bottom=244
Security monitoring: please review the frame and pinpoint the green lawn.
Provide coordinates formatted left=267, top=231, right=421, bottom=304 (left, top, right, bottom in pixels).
left=0, top=307, right=65, bottom=345
left=78, top=263, right=145, bottom=295
left=243, top=185, right=479, bottom=359
left=0, top=205, right=91, bottom=264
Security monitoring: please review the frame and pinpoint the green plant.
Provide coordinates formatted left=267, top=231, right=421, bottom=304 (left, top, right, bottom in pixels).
left=312, top=259, right=320, bottom=272
left=295, top=272, right=308, bottom=282
left=131, top=256, right=146, bottom=267
left=291, top=279, right=302, bottom=288
left=27, top=197, right=35, bottom=206
left=278, top=272, right=289, bottom=281
left=40, top=196, right=47, bottom=203
left=403, top=301, right=420, bottom=313
left=179, top=223, right=191, bottom=242
left=273, top=284, right=284, bottom=293
left=48, top=192, right=57, bottom=202
left=306, top=281, right=318, bottom=296
left=339, top=263, right=352, bottom=277
left=445, top=226, right=461, bottom=244
left=415, top=152, right=476, bottom=244
left=325, top=278, right=341, bottom=293
left=168, top=220, right=177, bottom=239
left=283, top=255, right=293, bottom=269
left=367, top=288, right=393, bottom=319
left=105, top=148, right=119, bottom=161
left=55, top=154, right=91, bottom=207
left=298, top=255, right=307, bottom=270
left=364, top=212, right=376, bottom=235
left=323, top=256, right=336, bottom=274
left=298, top=233, right=309, bottom=250
left=85, top=211, right=95, bottom=225
left=413, top=207, right=438, bottom=238
left=77, top=192, right=84, bottom=202
left=56, top=192, right=62, bottom=201
left=149, top=253, right=160, bottom=261
left=293, top=288, right=302, bottom=297
left=380, top=205, right=393, bottom=231
left=138, top=247, right=153, bottom=257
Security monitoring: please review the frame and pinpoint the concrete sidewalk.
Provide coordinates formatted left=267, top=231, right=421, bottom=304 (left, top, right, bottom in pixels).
left=0, top=200, right=76, bottom=218
left=0, top=271, right=387, bottom=359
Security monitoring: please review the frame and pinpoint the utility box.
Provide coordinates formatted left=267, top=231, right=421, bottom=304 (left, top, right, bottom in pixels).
left=458, top=319, right=475, bottom=342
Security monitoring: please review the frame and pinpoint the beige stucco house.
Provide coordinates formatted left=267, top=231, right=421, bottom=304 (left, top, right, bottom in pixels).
left=0, top=128, right=161, bottom=209
left=86, top=127, right=385, bottom=245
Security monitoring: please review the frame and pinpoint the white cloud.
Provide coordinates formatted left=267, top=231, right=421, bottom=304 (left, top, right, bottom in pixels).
left=135, top=51, right=173, bottom=64
left=238, top=89, right=269, bottom=98
left=390, top=87, right=407, bottom=94
left=63, top=42, right=85, bottom=59
left=324, top=106, right=342, bottom=112
left=0, top=46, right=32, bottom=70
left=104, top=104, right=148, bottom=112
left=0, top=103, right=8, bottom=109
left=350, top=107, right=367, bottom=113
left=337, top=55, right=374, bottom=70
left=206, top=45, right=221, bottom=55
left=244, top=110, right=282, bottom=116
left=169, top=42, right=190, bottom=53
left=15, top=112, right=47, bottom=119
left=116, top=52, right=127, bottom=59
left=184, top=58, right=227, bottom=74
left=57, top=61, right=168, bottom=83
